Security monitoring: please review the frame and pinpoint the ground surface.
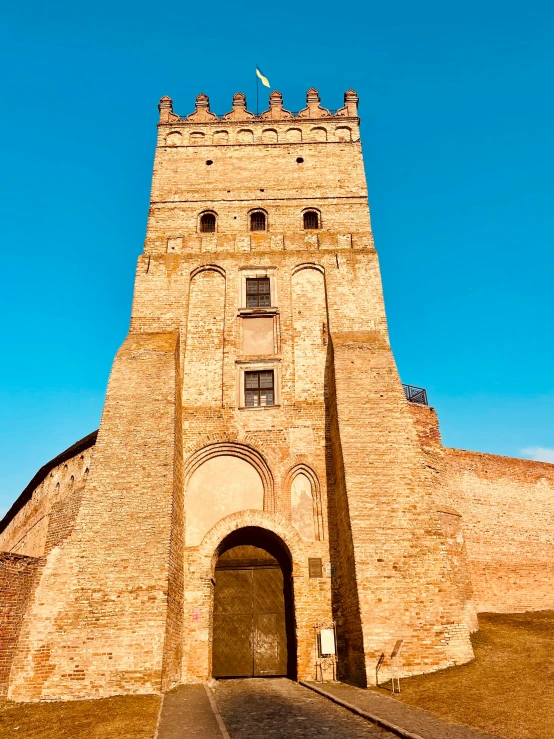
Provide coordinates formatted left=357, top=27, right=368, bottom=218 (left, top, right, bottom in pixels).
left=0, top=694, right=161, bottom=739
left=214, top=678, right=390, bottom=738
left=1, top=612, right=552, bottom=739
left=157, top=684, right=224, bottom=739
left=378, top=611, right=554, bottom=739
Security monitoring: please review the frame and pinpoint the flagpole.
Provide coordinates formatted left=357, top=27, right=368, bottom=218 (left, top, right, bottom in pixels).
left=256, top=68, right=259, bottom=115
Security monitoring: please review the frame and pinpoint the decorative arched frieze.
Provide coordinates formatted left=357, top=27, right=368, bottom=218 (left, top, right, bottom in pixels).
left=213, top=130, right=229, bottom=144
left=183, top=442, right=275, bottom=513
left=189, top=131, right=206, bottom=145
left=335, top=126, right=352, bottom=142
left=310, top=126, right=328, bottom=142
left=165, top=130, right=182, bottom=146
left=237, top=129, right=254, bottom=144
left=284, top=464, right=324, bottom=541
left=285, top=128, right=302, bottom=142
left=261, top=128, right=278, bottom=143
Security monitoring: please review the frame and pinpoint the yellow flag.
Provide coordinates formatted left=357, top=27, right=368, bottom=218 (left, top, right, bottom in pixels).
left=256, top=67, right=270, bottom=88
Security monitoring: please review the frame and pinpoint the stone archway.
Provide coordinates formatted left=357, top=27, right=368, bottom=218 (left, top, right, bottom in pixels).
left=211, top=526, right=297, bottom=679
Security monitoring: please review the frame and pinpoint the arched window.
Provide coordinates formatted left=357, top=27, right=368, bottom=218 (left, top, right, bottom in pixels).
left=200, top=212, right=216, bottom=233
left=250, top=211, right=266, bottom=231
left=303, top=210, right=319, bottom=230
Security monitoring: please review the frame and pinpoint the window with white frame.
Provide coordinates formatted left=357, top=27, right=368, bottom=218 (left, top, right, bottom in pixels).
left=246, top=277, right=271, bottom=308
left=239, top=268, right=277, bottom=311
left=237, top=361, right=280, bottom=408
left=245, top=370, right=274, bottom=407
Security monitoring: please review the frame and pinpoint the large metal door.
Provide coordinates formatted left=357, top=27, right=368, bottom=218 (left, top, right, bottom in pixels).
left=212, top=548, right=288, bottom=677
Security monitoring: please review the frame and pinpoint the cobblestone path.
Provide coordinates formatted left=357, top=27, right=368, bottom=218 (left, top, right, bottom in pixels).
left=213, top=678, right=393, bottom=738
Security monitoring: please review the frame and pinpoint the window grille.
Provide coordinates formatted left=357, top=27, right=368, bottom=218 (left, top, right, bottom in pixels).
left=250, top=211, right=266, bottom=231
left=245, top=370, right=274, bottom=407
left=246, top=277, right=271, bottom=308
left=303, top=210, right=320, bottom=229
left=200, top=213, right=216, bottom=233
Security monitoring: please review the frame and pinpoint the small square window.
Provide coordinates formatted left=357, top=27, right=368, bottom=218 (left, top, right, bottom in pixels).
left=244, top=370, right=274, bottom=407
left=246, top=278, right=271, bottom=308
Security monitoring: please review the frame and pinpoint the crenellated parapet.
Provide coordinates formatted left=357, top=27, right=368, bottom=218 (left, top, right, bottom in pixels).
left=158, top=88, right=359, bottom=125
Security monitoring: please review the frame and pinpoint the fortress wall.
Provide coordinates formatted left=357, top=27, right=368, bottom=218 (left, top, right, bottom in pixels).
left=0, top=554, right=44, bottom=697
left=445, top=448, right=554, bottom=613
left=407, top=404, right=478, bottom=632
left=0, top=443, right=95, bottom=558
left=7, top=332, right=183, bottom=701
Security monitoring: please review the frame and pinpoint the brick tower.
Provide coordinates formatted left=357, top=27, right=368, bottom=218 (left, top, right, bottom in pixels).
left=4, top=88, right=475, bottom=700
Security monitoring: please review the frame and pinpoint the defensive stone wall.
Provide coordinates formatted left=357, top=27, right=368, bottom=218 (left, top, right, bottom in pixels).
left=408, top=402, right=554, bottom=615
left=445, top=448, right=554, bottom=613
left=0, top=553, right=44, bottom=697
left=0, top=434, right=96, bottom=557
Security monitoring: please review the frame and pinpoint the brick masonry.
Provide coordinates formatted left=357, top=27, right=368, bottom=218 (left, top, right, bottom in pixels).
left=0, top=553, right=44, bottom=697
left=0, top=88, right=552, bottom=701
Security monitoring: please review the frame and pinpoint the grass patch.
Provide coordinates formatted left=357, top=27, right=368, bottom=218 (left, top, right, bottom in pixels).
left=0, top=693, right=161, bottom=739
left=377, top=611, right=554, bottom=739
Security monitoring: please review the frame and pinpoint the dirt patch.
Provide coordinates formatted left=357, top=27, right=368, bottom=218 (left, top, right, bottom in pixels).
left=0, top=694, right=161, bottom=739
left=377, top=611, right=554, bottom=739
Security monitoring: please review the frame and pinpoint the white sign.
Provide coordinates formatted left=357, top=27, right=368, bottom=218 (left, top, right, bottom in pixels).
left=319, top=628, right=336, bottom=656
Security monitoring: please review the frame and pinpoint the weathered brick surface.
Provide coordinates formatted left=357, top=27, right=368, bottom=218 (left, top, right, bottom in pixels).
left=0, top=553, right=44, bottom=697
left=8, top=332, right=183, bottom=700
left=444, top=448, right=554, bottom=613
left=0, top=446, right=94, bottom=557
left=1, top=88, right=552, bottom=701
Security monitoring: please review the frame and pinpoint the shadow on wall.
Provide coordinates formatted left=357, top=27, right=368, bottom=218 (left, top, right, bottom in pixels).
left=324, top=341, right=367, bottom=687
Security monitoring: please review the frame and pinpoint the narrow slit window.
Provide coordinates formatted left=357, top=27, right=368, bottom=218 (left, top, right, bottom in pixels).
left=244, top=370, right=274, bottom=407
left=303, top=210, right=320, bottom=229
left=250, top=211, right=266, bottom=231
left=200, top=213, right=216, bottom=233
left=246, top=277, right=271, bottom=308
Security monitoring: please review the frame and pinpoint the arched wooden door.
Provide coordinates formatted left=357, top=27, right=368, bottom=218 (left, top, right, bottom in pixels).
left=212, top=545, right=288, bottom=677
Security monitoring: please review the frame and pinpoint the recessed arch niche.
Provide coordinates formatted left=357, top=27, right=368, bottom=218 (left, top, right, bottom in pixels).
left=237, top=129, right=254, bottom=144
left=185, top=455, right=264, bottom=546
left=285, top=128, right=302, bottom=142
left=287, top=465, right=323, bottom=541
left=166, top=131, right=182, bottom=146
left=213, top=130, right=229, bottom=144
left=262, top=128, right=278, bottom=143
left=335, top=126, right=352, bottom=142
left=310, top=126, right=327, bottom=142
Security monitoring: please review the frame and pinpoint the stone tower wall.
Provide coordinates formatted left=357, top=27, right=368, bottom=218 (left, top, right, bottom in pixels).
left=1, top=88, right=487, bottom=699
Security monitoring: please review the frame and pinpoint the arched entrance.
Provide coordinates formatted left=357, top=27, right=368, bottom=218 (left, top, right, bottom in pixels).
left=212, top=527, right=296, bottom=679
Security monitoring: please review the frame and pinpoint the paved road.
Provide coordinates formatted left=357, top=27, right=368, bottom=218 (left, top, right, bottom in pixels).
left=307, top=682, right=497, bottom=739
left=213, top=678, right=393, bottom=738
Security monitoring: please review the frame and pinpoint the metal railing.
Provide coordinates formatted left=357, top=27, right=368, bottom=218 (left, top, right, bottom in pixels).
left=402, top=384, right=428, bottom=405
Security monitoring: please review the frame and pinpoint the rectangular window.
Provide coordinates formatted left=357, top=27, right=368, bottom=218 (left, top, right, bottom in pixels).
left=245, top=370, right=274, bottom=407
left=246, top=277, right=271, bottom=308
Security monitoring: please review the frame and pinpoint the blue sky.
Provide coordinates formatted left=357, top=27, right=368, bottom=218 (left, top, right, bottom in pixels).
left=1, top=0, right=553, bottom=515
